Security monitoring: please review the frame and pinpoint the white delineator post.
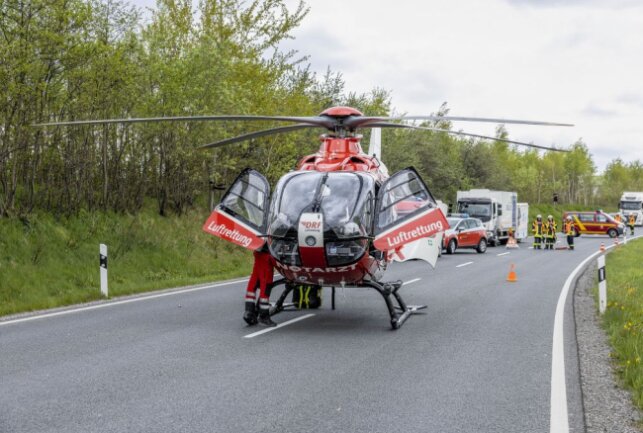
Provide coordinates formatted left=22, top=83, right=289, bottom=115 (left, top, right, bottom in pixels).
left=99, top=244, right=108, bottom=298
left=597, top=255, right=606, bottom=314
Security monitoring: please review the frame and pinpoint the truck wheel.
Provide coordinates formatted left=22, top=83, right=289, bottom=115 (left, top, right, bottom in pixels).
left=446, top=239, right=457, bottom=255
left=607, top=228, right=617, bottom=238
left=476, top=238, right=487, bottom=253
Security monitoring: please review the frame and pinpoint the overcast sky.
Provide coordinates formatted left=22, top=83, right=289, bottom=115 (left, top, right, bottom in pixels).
left=132, top=0, right=643, bottom=171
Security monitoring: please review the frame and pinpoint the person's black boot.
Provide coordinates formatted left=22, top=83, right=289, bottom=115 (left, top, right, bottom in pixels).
left=258, top=304, right=277, bottom=327
left=243, top=301, right=258, bottom=326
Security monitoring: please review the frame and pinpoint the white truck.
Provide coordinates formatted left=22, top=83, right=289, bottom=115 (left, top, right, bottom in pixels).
left=455, top=189, right=528, bottom=245
left=619, top=192, right=643, bottom=226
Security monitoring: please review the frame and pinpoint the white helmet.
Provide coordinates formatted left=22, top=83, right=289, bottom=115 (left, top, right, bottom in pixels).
left=547, top=215, right=553, bottom=220
left=566, top=215, right=572, bottom=221
left=537, top=214, right=542, bottom=220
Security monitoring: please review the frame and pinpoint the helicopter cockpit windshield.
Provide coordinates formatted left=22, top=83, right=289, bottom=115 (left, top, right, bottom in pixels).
left=269, top=171, right=375, bottom=238
left=268, top=171, right=375, bottom=265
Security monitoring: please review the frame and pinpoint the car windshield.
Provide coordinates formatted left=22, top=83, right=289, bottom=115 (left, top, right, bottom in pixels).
left=457, top=202, right=491, bottom=222
left=269, top=171, right=373, bottom=239
left=620, top=201, right=642, bottom=210
left=447, top=218, right=462, bottom=229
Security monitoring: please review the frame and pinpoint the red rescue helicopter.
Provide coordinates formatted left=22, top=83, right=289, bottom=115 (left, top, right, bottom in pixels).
left=38, top=106, right=572, bottom=328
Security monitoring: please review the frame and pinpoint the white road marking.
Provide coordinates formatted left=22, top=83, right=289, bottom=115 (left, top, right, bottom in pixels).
left=456, top=261, right=473, bottom=268
left=244, top=313, right=315, bottom=339
left=403, top=278, right=421, bottom=285
left=550, top=235, right=643, bottom=433
left=0, top=278, right=250, bottom=327
left=497, top=252, right=511, bottom=257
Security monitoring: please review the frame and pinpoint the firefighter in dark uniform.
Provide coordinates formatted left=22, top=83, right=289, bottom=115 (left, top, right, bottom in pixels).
left=544, top=215, right=557, bottom=250
left=243, top=247, right=277, bottom=327
left=628, top=214, right=636, bottom=236
left=564, top=215, right=575, bottom=250
left=532, top=214, right=544, bottom=249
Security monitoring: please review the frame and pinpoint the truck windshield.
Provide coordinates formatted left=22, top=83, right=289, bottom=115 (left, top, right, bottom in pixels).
left=620, top=201, right=642, bottom=211
left=457, top=202, right=491, bottom=222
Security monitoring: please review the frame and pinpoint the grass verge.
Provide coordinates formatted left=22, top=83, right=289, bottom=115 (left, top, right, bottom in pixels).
left=596, top=237, right=643, bottom=411
left=0, top=208, right=252, bottom=317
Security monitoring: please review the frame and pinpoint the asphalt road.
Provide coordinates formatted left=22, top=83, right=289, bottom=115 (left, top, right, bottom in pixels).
left=0, top=235, right=617, bottom=433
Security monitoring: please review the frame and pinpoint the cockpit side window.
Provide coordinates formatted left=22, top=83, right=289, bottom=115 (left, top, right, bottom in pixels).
left=377, top=173, right=432, bottom=231
left=220, top=170, right=269, bottom=230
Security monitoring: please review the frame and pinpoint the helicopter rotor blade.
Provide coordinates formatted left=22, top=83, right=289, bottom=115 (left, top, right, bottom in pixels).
left=198, top=124, right=317, bottom=149
left=34, top=115, right=336, bottom=129
left=346, top=115, right=574, bottom=129
left=367, top=122, right=569, bottom=152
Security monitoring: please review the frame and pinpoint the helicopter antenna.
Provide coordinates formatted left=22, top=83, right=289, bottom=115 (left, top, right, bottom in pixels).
left=368, top=128, right=382, bottom=159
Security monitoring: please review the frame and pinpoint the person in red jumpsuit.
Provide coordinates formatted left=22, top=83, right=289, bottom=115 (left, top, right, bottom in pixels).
left=243, top=247, right=277, bottom=327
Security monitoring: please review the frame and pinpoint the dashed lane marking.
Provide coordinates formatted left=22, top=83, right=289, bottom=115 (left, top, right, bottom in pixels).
left=456, top=261, right=474, bottom=268
left=497, top=252, right=511, bottom=257
left=244, top=314, right=316, bottom=339
left=403, top=278, right=421, bottom=285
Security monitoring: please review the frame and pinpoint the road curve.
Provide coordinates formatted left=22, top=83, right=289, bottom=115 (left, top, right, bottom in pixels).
left=0, top=236, right=615, bottom=433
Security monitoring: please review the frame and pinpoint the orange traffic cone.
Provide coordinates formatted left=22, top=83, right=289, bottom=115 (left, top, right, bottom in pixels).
left=600, top=242, right=606, bottom=252
left=506, top=264, right=517, bottom=282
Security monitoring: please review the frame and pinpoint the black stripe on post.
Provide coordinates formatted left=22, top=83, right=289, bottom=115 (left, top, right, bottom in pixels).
left=100, top=254, right=108, bottom=269
left=598, top=266, right=606, bottom=283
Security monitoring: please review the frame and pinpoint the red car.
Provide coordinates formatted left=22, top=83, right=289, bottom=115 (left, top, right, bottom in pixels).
left=443, top=217, right=488, bottom=254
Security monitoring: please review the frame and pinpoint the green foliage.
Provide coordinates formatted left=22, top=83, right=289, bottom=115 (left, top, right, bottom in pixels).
left=1, top=1, right=641, bottom=218
left=0, top=205, right=252, bottom=316
left=599, top=159, right=643, bottom=206
left=598, top=238, right=643, bottom=411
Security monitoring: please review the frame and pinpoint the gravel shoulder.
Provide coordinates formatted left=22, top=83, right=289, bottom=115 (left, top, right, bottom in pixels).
left=574, top=261, right=643, bottom=433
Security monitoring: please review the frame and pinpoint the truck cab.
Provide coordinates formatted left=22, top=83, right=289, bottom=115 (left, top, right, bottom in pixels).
left=456, top=189, right=526, bottom=246
left=619, top=192, right=643, bottom=226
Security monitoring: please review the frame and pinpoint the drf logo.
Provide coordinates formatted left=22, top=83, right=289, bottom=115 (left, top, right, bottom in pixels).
left=302, top=221, right=321, bottom=230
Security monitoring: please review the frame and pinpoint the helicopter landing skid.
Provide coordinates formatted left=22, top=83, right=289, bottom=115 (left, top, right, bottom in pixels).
left=266, top=278, right=424, bottom=329
left=266, top=279, right=295, bottom=316
left=360, top=280, right=427, bottom=330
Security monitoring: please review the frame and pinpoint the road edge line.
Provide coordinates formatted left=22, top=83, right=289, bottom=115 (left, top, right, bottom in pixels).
left=0, top=278, right=249, bottom=327
left=550, top=234, right=643, bottom=433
